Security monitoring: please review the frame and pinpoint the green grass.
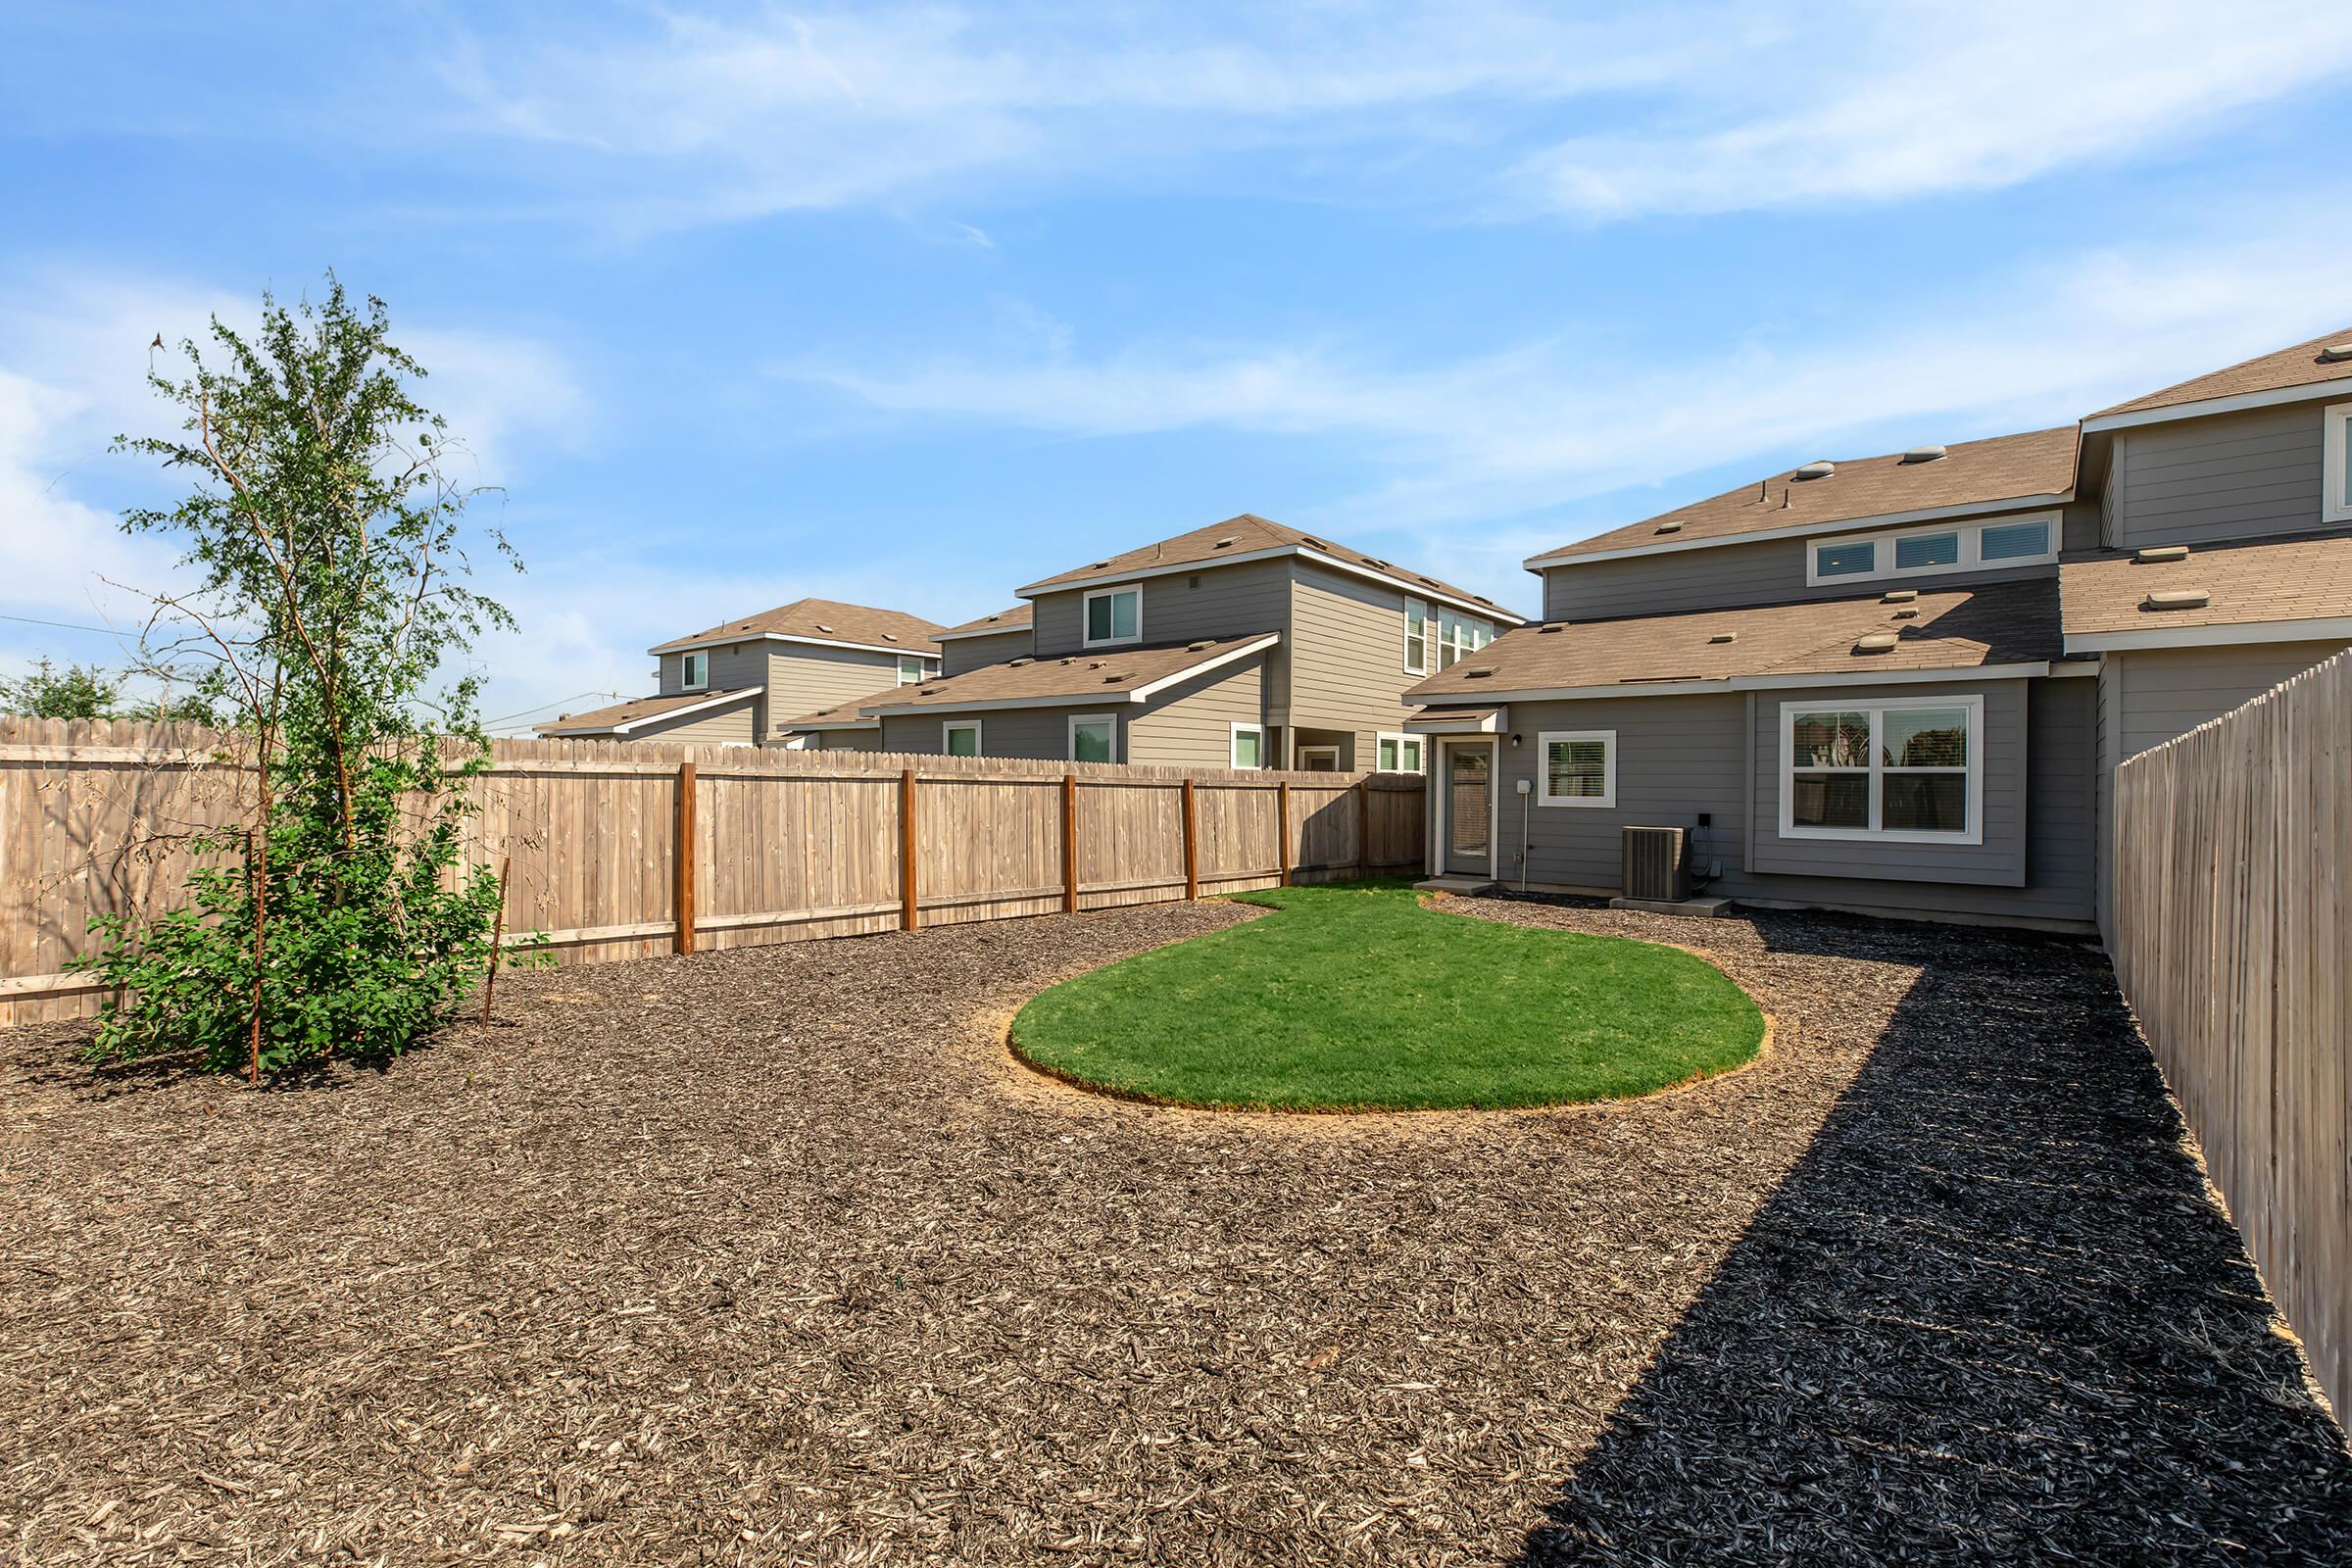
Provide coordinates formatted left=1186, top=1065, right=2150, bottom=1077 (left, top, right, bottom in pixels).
left=1010, top=881, right=1766, bottom=1111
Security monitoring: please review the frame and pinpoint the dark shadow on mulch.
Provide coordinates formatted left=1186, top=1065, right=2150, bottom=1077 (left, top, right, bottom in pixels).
left=1518, top=925, right=2352, bottom=1565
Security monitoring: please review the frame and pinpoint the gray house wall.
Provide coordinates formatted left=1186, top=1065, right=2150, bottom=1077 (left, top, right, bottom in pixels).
left=659, top=639, right=929, bottom=744
left=1029, top=560, right=1294, bottom=721
left=1539, top=503, right=2100, bottom=621
left=2105, top=403, right=2330, bottom=549
left=941, top=629, right=1030, bottom=677
left=2107, top=639, right=2347, bottom=758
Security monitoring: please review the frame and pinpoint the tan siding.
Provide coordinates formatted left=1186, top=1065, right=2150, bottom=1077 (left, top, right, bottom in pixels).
left=634, top=704, right=757, bottom=746
left=2110, top=404, right=2328, bottom=548
left=1285, top=564, right=1422, bottom=767
left=766, top=644, right=921, bottom=742
left=941, top=628, right=1030, bottom=677
left=1126, top=662, right=1264, bottom=767
left=2111, top=640, right=2349, bottom=758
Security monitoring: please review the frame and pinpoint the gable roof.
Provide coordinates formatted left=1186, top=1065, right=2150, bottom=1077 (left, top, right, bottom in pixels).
left=2086, top=325, right=2352, bottom=425
left=649, top=598, right=946, bottom=658
left=934, top=604, right=1034, bottom=641
left=840, top=634, right=1279, bottom=717
left=1405, top=577, right=2064, bottom=702
left=1526, top=427, right=2080, bottom=569
left=2060, top=531, right=2352, bottom=651
left=1016, top=514, right=1521, bottom=623
left=535, top=688, right=760, bottom=737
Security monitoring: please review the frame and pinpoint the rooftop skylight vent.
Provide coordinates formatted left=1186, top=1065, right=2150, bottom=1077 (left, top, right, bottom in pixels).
left=1854, top=631, right=1899, bottom=654
left=1008, top=658, right=1032, bottom=667
left=1708, top=631, right=1737, bottom=644
left=1213, top=537, right=1235, bottom=549
left=1187, top=639, right=1212, bottom=651
left=1538, top=623, right=1565, bottom=634
left=2145, top=589, right=2212, bottom=611
left=1892, top=609, right=1919, bottom=619
left=1900, top=445, right=1948, bottom=464
left=1300, top=535, right=1327, bottom=549
left=883, top=632, right=899, bottom=641
left=815, top=622, right=834, bottom=633
left=1092, top=561, right=1112, bottom=569
left=1883, top=589, right=1918, bottom=603
left=1656, top=520, right=1685, bottom=534
left=1793, top=461, right=1836, bottom=480
left=1462, top=666, right=1495, bottom=678
left=2319, top=344, right=2352, bottom=364
left=2136, top=545, right=2189, bottom=563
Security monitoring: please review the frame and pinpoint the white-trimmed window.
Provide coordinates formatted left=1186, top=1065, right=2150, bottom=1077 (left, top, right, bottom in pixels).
left=1435, top=609, right=1494, bottom=669
left=1374, top=732, right=1425, bottom=773
left=679, top=651, right=709, bottom=691
left=1403, top=598, right=1432, bottom=674
left=1538, top=730, right=1616, bottom=808
left=943, top=719, right=982, bottom=758
left=1229, top=722, right=1265, bottom=770
left=1069, top=713, right=1116, bottom=763
left=1779, top=696, right=1982, bottom=845
left=1082, top=583, right=1143, bottom=647
left=898, top=655, right=927, bottom=685
left=1804, top=514, right=2059, bottom=586
left=2326, top=402, right=2351, bottom=524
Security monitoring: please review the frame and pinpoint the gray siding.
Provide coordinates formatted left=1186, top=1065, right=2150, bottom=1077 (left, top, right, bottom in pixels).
left=2108, top=404, right=2329, bottom=549
left=661, top=639, right=930, bottom=743
left=1285, top=562, right=1421, bottom=767
left=660, top=641, right=767, bottom=697
left=1029, top=560, right=1293, bottom=716
left=1540, top=503, right=2098, bottom=621
left=879, top=708, right=1075, bottom=759
left=2110, top=640, right=2347, bottom=758
left=810, top=729, right=881, bottom=752
left=941, top=628, right=1030, bottom=677
left=2094, top=658, right=2125, bottom=947
left=1126, top=662, right=1265, bottom=767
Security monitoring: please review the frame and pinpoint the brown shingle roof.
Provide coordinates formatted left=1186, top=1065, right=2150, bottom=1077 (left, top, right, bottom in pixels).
left=1404, top=578, right=2062, bottom=699
left=1529, top=427, right=2079, bottom=566
left=936, top=604, right=1033, bottom=638
left=2060, top=532, right=2352, bottom=639
left=534, top=688, right=759, bottom=736
left=1017, top=514, right=1518, bottom=620
left=857, top=634, right=1277, bottom=713
left=2089, top=325, right=2352, bottom=420
left=649, top=598, right=946, bottom=656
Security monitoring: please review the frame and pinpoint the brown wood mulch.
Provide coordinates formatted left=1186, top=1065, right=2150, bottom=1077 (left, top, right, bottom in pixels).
left=1, top=893, right=2346, bottom=1566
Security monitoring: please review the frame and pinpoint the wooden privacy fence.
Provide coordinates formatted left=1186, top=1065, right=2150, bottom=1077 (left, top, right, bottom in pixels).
left=2112, top=649, right=2351, bottom=1418
left=0, top=716, right=1427, bottom=1028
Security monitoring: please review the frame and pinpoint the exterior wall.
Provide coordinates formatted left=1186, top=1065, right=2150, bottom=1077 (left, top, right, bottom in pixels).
left=809, top=729, right=882, bottom=752
left=1029, top=559, right=1294, bottom=712
left=1488, top=675, right=2095, bottom=926
left=628, top=702, right=758, bottom=747
left=659, top=641, right=767, bottom=697
left=1539, top=503, right=2099, bottom=621
left=880, top=707, right=1074, bottom=759
left=2107, top=639, right=2348, bottom=759
left=658, top=639, right=930, bottom=743
left=1284, top=561, right=1421, bottom=768
left=1124, top=662, right=1265, bottom=768
left=2106, top=403, right=2330, bottom=549
left=941, top=628, right=1031, bottom=677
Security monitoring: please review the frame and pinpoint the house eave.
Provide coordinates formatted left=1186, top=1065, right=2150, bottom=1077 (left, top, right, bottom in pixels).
left=2081, top=379, right=2352, bottom=434
left=1017, top=545, right=1523, bottom=624
left=1521, top=491, right=2078, bottom=572
left=2063, top=615, right=2352, bottom=655
left=1414, top=660, right=2056, bottom=704
left=648, top=630, right=943, bottom=660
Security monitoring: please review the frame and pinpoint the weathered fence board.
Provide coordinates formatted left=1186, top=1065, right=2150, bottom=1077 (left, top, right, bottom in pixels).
left=2112, top=649, right=2352, bottom=1419
left=0, top=716, right=1426, bottom=1027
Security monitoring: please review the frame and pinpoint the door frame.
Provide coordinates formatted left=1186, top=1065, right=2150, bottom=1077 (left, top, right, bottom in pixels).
left=1433, top=737, right=1498, bottom=878
left=1298, top=745, right=1341, bottom=772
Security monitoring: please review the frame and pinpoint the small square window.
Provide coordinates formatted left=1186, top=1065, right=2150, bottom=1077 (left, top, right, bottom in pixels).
left=1084, top=585, right=1142, bottom=646
left=1538, top=730, right=1615, bottom=808
left=1979, top=519, right=2051, bottom=562
left=1815, top=541, right=1876, bottom=577
left=898, top=655, right=926, bottom=685
left=943, top=721, right=981, bottom=758
left=1230, top=723, right=1265, bottom=769
left=679, top=652, right=709, bottom=690
left=1893, top=531, right=1961, bottom=570
left=1070, top=715, right=1115, bottom=763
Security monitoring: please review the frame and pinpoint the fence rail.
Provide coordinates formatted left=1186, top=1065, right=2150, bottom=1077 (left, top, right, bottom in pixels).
left=0, top=717, right=1426, bottom=1028
left=2112, top=649, right=2351, bottom=1418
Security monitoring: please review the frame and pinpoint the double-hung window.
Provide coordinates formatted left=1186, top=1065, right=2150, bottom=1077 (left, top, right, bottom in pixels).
left=2327, top=402, right=2352, bottom=524
left=1403, top=599, right=1432, bottom=674
left=1229, top=722, right=1265, bottom=770
left=1070, top=713, right=1116, bottom=763
left=1781, top=697, right=1981, bottom=844
left=1374, top=732, right=1424, bottom=773
left=943, top=720, right=982, bottom=758
left=1083, top=584, right=1143, bottom=647
left=679, top=651, right=709, bottom=691
left=1538, top=730, right=1615, bottom=808
left=898, top=655, right=926, bottom=685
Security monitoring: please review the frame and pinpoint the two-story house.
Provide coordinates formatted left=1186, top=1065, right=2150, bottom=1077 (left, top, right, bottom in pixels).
left=780, top=514, right=1523, bottom=767
left=536, top=598, right=944, bottom=746
left=1404, top=324, right=2352, bottom=935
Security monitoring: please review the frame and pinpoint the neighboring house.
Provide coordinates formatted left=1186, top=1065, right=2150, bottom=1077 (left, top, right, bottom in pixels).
left=536, top=598, right=944, bottom=746
left=1404, top=325, right=2352, bottom=933
left=778, top=514, right=1524, bottom=768
left=935, top=604, right=1034, bottom=675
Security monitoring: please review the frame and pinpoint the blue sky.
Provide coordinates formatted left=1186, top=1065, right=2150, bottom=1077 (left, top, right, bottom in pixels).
left=4, top=1, right=2350, bottom=731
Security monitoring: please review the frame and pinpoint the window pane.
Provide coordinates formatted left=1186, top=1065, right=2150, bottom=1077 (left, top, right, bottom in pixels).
left=1883, top=772, right=1967, bottom=831
left=899, top=656, right=923, bottom=684
left=1894, top=531, right=1961, bottom=569
left=1881, top=708, right=1968, bottom=767
left=1790, top=771, right=1870, bottom=828
left=1980, top=519, right=2050, bottom=561
left=1377, top=738, right=1398, bottom=770
left=1086, top=596, right=1110, bottom=641
left=946, top=725, right=979, bottom=758
left=1073, top=721, right=1113, bottom=763
left=1401, top=739, right=1422, bottom=771
left=1816, top=541, right=1875, bottom=577
left=1546, top=739, right=1608, bottom=799
left=1110, top=590, right=1138, bottom=640
left=1790, top=710, right=1870, bottom=767
left=1232, top=728, right=1261, bottom=768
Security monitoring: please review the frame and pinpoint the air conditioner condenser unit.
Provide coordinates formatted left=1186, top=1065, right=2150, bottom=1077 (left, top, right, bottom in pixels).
left=1621, top=826, right=1691, bottom=902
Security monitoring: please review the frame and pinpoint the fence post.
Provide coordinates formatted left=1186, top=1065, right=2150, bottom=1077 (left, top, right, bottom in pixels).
left=1356, top=780, right=1371, bottom=876
left=673, top=760, right=697, bottom=955
left=1277, top=779, right=1292, bottom=887
left=900, top=767, right=919, bottom=932
left=1182, top=779, right=1199, bottom=901
left=1061, top=774, right=1079, bottom=914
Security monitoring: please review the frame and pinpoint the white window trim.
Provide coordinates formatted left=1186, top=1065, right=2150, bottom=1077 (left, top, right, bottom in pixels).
left=1403, top=597, right=1431, bottom=675
left=679, top=651, right=709, bottom=692
left=1081, top=583, right=1145, bottom=649
left=1537, top=729, right=1617, bottom=808
left=897, top=655, right=928, bottom=685
left=1068, top=711, right=1118, bottom=763
left=1374, top=730, right=1426, bottom=773
left=1229, top=721, right=1266, bottom=770
left=1777, top=695, right=1984, bottom=847
left=2325, top=402, right=2351, bottom=525
left=942, top=718, right=983, bottom=757
left=1802, top=513, right=2061, bottom=587
left=1298, top=745, right=1341, bottom=770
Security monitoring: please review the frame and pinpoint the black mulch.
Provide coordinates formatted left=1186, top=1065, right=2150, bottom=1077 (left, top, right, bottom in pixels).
left=0, top=892, right=2345, bottom=1565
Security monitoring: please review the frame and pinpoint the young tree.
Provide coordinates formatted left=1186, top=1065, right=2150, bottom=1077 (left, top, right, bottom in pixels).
left=0, top=659, right=121, bottom=719
left=71, top=276, right=522, bottom=1079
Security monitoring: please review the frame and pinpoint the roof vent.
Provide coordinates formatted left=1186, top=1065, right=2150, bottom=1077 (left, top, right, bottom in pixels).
left=1854, top=631, right=1900, bottom=654
left=1187, top=639, right=1212, bottom=651
left=1104, top=673, right=1132, bottom=684
left=1900, top=445, right=1947, bottom=464
left=883, top=632, right=899, bottom=641
left=2135, top=544, right=2189, bottom=564
left=919, top=687, right=942, bottom=695
left=1891, top=608, right=1919, bottom=620
left=1300, top=535, right=1327, bottom=549
left=1655, top=520, right=1685, bottom=534
left=1463, top=666, right=1495, bottom=678
left=1009, top=657, right=1032, bottom=667
left=1883, top=589, right=1918, bottom=603
left=1212, top=537, right=1235, bottom=549
left=2145, top=589, right=2212, bottom=612
left=815, top=622, right=834, bottom=633
left=1538, top=623, right=1566, bottom=634
left=1091, top=561, right=1112, bottom=569
left=1708, top=631, right=1737, bottom=644
left=2319, top=344, right=2352, bottom=365
left=1792, top=461, right=1836, bottom=481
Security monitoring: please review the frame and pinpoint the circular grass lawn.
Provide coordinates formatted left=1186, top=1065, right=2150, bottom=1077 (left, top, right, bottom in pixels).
left=1010, top=882, right=1766, bottom=1111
